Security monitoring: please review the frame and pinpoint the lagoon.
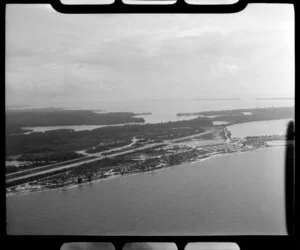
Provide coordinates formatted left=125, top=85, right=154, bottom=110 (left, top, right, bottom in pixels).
left=227, top=119, right=292, bottom=139
left=212, top=121, right=229, bottom=125
left=21, top=123, right=142, bottom=134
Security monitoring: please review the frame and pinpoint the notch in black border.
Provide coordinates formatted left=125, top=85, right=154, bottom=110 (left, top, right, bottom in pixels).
left=49, top=0, right=248, bottom=13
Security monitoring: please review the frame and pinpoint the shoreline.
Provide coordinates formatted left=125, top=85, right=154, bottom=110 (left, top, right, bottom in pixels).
left=6, top=113, right=293, bottom=196
left=8, top=107, right=294, bottom=136
left=6, top=143, right=285, bottom=197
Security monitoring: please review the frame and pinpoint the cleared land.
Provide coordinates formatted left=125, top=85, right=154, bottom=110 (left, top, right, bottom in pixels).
left=6, top=129, right=216, bottom=187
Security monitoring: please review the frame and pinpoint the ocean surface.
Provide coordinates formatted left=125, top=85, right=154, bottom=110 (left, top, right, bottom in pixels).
left=6, top=146, right=287, bottom=235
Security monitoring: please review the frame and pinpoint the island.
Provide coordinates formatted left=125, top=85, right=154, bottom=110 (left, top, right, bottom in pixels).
left=6, top=106, right=294, bottom=195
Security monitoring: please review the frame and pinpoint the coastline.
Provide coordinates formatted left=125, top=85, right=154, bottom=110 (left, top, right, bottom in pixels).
left=6, top=142, right=285, bottom=197
left=6, top=109, right=294, bottom=196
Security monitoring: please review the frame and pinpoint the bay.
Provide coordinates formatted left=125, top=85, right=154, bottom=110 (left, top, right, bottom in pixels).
left=227, top=119, right=292, bottom=139
left=6, top=147, right=286, bottom=235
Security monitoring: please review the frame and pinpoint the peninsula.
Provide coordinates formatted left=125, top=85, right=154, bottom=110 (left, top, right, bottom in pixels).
left=6, top=106, right=294, bottom=195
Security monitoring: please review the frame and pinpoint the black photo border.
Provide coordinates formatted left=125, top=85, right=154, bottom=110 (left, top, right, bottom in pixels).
left=2, top=0, right=298, bottom=249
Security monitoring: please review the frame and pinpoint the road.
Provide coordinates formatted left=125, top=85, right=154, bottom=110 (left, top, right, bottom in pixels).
left=6, top=129, right=217, bottom=185
left=7, top=137, right=141, bottom=178
left=168, top=129, right=215, bottom=143
left=6, top=155, right=94, bottom=178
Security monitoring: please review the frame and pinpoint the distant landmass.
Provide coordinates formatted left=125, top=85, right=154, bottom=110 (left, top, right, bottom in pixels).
left=6, top=104, right=32, bottom=110
left=6, top=109, right=145, bottom=135
left=177, top=106, right=294, bottom=119
left=256, top=97, right=294, bottom=100
left=193, top=98, right=241, bottom=101
left=134, top=112, right=152, bottom=116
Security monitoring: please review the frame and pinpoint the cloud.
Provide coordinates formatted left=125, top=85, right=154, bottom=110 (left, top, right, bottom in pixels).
left=5, top=4, right=294, bottom=106
left=223, top=63, right=239, bottom=75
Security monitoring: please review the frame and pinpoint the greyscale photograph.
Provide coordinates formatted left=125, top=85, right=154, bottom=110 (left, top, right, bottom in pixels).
left=5, top=3, right=294, bottom=235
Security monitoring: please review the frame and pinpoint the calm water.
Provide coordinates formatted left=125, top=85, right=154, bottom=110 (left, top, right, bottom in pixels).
left=227, top=119, right=292, bottom=138
left=6, top=147, right=286, bottom=235
left=212, top=121, right=229, bottom=125
left=21, top=123, right=142, bottom=134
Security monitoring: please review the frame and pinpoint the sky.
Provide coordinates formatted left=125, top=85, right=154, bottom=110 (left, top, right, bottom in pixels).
left=6, top=4, right=294, bottom=108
